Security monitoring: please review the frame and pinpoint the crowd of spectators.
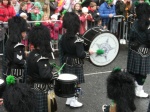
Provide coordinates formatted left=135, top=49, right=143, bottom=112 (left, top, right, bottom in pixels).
left=0, top=0, right=150, bottom=52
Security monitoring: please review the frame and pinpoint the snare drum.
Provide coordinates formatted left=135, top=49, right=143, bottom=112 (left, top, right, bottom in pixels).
left=82, top=27, right=119, bottom=66
left=54, top=73, right=78, bottom=98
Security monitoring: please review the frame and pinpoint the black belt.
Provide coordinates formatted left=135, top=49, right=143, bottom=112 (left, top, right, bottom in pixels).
left=31, top=83, right=54, bottom=93
left=130, top=42, right=150, bottom=57
left=64, top=57, right=84, bottom=66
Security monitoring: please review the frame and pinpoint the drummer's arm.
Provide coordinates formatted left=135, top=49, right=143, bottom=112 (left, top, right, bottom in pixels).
left=37, top=59, right=53, bottom=80
left=76, top=42, right=86, bottom=59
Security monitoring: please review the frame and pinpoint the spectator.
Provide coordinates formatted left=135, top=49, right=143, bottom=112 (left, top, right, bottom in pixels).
left=62, top=0, right=73, bottom=12
left=88, top=1, right=101, bottom=29
left=115, top=0, right=125, bottom=15
left=73, top=2, right=82, bottom=15
left=42, top=14, right=51, bottom=38
left=31, top=2, right=44, bottom=21
left=0, top=0, right=16, bottom=22
left=134, top=0, right=150, bottom=6
left=98, top=0, right=116, bottom=29
left=42, top=2, right=50, bottom=18
left=124, top=0, right=134, bottom=20
left=71, top=0, right=81, bottom=9
left=19, top=2, right=30, bottom=19
left=50, top=14, right=62, bottom=41
left=50, top=0, right=58, bottom=16
left=20, top=12, right=30, bottom=54
left=79, top=7, right=93, bottom=35
left=11, top=0, right=20, bottom=15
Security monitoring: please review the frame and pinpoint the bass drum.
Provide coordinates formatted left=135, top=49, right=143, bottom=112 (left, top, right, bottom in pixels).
left=82, top=27, right=119, bottom=66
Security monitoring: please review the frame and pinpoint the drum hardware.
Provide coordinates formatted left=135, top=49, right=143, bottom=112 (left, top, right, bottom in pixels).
left=50, top=63, right=80, bottom=98
left=54, top=73, right=78, bottom=98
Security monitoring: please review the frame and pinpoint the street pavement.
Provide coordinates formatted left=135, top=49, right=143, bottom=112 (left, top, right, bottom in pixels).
left=0, top=45, right=150, bottom=112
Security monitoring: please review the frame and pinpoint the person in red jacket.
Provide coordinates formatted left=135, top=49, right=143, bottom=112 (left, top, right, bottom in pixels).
left=0, top=0, right=16, bottom=22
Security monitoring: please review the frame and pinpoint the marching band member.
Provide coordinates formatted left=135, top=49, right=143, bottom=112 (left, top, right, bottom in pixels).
left=3, top=75, right=36, bottom=112
left=102, top=67, right=136, bottom=112
left=27, top=24, right=57, bottom=112
left=59, top=12, right=94, bottom=108
left=3, top=16, right=27, bottom=83
left=127, top=3, right=150, bottom=98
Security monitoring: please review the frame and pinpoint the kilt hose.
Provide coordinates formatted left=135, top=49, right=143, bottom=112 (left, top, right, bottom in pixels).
left=63, top=64, right=85, bottom=84
left=127, top=49, right=150, bottom=76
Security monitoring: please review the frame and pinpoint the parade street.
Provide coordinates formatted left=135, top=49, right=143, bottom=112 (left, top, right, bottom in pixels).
left=0, top=44, right=150, bottom=112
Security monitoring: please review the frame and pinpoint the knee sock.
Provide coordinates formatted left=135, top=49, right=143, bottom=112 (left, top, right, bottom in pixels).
left=128, top=72, right=147, bottom=85
left=134, top=75, right=147, bottom=85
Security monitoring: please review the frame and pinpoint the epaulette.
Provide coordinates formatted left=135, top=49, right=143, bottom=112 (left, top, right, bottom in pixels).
left=37, top=56, right=49, bottom=62
left=14, top=43, right=25, bottom=48
left=74, top=34, right=84, bottom=43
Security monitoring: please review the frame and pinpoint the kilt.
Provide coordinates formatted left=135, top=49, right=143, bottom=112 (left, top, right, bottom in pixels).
left=34, top=90, right=48, bottom=112
left=148, top=101, right=150, bottom=112
left=127, top=49, right=150, bottom=76
left=63, top=64, right=85, bottom=84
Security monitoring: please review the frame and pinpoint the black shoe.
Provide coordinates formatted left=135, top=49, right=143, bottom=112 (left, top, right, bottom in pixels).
left=102, top=104, right=110, bottom=112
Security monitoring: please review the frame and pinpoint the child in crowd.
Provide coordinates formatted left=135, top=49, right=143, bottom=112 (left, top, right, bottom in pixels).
left=31, top=2, right=44, bottom=21
left=19, top=2, right=31, bottom=21
left=73, top=3, right=82, bottom=17
left=50, top=14, right=62, bottom=40
left=97, top=19, right=105, bottom=29
left=42, top=2, right=50, bottom=18
left=71, top=0, right=81, bottom=9
left=19, top=2, right=28, bottom=15
left=20, top=12, right=31, bottom=55
left=88, top=2, right=101, bottom=29
left=79, top=6, right=93, bottom=35
left=42, top=14, right=51, bottom=38
left=50, top=14, right=62, bottom=50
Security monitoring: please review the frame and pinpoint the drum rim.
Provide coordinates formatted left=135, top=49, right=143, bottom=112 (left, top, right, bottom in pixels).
left=89, top=32, right=120, bottom=67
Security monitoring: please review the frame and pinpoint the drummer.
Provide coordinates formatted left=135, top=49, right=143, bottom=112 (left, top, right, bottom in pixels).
left=26, top=24, right=57, bottom=112
left=59, top=12, right=94, bottom=108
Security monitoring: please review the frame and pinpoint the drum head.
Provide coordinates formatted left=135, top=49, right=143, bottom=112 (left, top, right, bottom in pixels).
left=89, top=32, right=119, bottom=66
left=58, top=73, right=77, bottom=81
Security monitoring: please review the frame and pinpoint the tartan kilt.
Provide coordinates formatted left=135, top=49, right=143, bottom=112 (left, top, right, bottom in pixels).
left=34, top=90, right=48, bottom=112
left=63, top=64, right=85, bottom=84
left=127, top=49, right=150, bottom=76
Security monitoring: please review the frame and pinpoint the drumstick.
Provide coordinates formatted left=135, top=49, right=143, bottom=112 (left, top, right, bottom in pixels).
left=95, top=49, right=104, bottom=55
left=57, top=63, right=66, bottom=74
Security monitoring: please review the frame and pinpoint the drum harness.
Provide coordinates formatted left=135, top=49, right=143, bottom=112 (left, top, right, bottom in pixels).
left=130, top=25, right=150, bottom=57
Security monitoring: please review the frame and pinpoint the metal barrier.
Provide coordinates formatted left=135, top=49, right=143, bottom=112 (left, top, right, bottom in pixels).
left=0, top=16, right=135, bottom=56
